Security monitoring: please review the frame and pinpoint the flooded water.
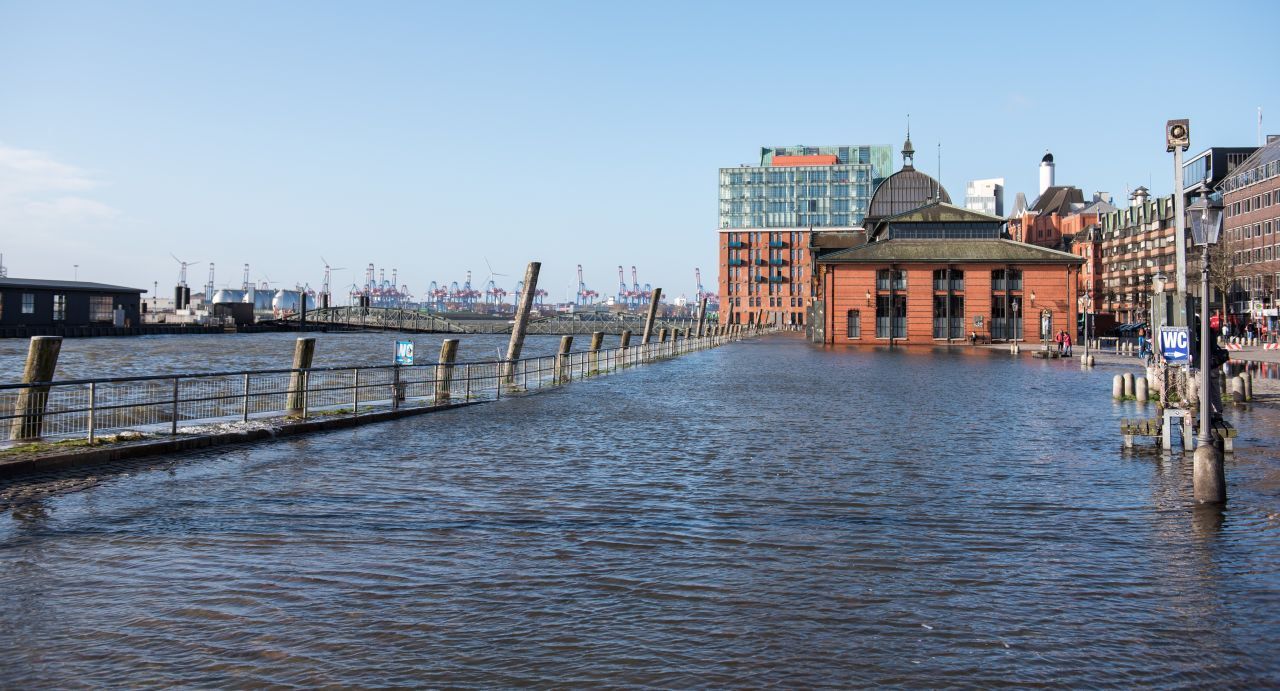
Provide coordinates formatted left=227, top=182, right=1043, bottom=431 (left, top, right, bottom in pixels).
left=2, top=334, right=1279, bottom=686
left=0, top=331, right=581, bottom=380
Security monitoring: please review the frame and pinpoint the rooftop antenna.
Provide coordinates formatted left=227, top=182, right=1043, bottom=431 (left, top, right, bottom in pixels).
left=937, top=141, right=942, bottom=201
left=1259, top=106, right=1264, bottom=146
left=0, top=252, right=7, bottom=278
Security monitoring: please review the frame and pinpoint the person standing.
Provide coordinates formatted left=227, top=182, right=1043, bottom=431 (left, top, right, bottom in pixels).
left=1063, top=330, right=1072, bottom=356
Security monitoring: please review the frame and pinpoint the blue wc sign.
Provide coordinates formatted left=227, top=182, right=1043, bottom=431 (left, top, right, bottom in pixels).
left=1158, top=326, right=1190, bottom=364
left=394, top=340, right=414, bottom=365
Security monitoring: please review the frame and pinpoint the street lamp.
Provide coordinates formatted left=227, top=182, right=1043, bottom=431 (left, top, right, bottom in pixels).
left=1189, top=194, right=1224, bottom=504
left=1078, top=289, right=1093, bottom=361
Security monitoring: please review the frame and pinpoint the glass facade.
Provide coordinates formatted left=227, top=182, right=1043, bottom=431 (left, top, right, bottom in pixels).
left=718, top=145, right=892, bottom=229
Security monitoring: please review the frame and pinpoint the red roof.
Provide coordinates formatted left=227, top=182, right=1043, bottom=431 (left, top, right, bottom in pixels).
left=771, top=154, right=838, bottom=167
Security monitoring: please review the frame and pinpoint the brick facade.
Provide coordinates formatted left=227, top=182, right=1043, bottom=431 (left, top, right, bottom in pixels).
left=820, top=263, right=1078, bottom=345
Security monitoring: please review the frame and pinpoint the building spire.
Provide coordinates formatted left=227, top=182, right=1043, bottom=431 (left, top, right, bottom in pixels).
left=902, top=114, right=915, bottom=170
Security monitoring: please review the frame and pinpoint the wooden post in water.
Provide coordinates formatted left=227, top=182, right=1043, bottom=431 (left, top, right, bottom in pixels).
left=504, top=262, right=541, bottom=384
left=9, top=336, right=62, bottom=441
left=619, top=329, right=632, bottom=349
left=588, top=331, right=604, bottom=375
left=556, top=335, right=573, bottom=384
left=642, top=287, right=662, bottom=344
left=696, top=298, right=708, bottom=338
left=435, top=338, right=459, bottom=403
left=286, top=337, right=316, bottom=417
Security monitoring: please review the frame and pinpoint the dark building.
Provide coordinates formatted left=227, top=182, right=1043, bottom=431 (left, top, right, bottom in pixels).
left=0, top=278, right=145, bottom=330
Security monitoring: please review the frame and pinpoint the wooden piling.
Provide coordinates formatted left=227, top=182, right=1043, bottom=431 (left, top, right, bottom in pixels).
left=696, top=297, right=708, bottom=337
left=1123, top=372, right=1135, bottom=398
left=1230, top=376, right=1246, bottom=404
left=435, top=338, right=459, bottom=403
left=641, top=288, right=662, bottom=344
left=9, top=336, right=63, bottom=441
left=504, top=261, right=541, bottom=384
left=556, top=335, right=573, bottom=384
left=1135, top=377, right=1148, bottom=403
left=619, top=330, right=632, bottom=349
left=1112, top=374, right=1123, bottom=399
left=588, top=331, right=604, bottom=374
left=286, top=337, right=316, bottom=417
left=1243, top=371, right=1253, bottom=402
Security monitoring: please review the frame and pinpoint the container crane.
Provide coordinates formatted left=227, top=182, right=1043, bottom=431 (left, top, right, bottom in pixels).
left=617, top=266, right=629, bottom=306
left=575, top=264, right=599, bottom=305
left=241, top=263, right=251, bottom=292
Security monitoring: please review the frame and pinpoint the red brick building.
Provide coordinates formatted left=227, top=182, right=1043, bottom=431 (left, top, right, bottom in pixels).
left=815, top=203, right=1083, bottom=344
left=1219, top=135, right=1280, bottom=329
left=718, top=228, right=819, bottom=326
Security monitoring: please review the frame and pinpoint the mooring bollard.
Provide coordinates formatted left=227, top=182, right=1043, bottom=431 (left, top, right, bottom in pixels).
left=9, top=336, right=63, bottom=441
left=1135, top=377, right=1149, bottom=403
left=1113, top=374, right=1124, bottom=399
left=286, top=337, right=316, bottom=417
left=504, top=261, right=541, bottom=384
left=1243, top=371, right=1253, bottom=402
left=641, top=287, right=662, bottom=345
left=1123, top=372, right=1135, bottom=398
left=556, top=335, right=573, bottom=384
left=1086, top=354, right=1095, bottom=368
left=588, top=331, right=604, bottom=374
left=435, top=339, right=459, bottom=403
left=1230, top=376, right=1246, bottom=403
left=1009, top=343, right=1019, bottom=354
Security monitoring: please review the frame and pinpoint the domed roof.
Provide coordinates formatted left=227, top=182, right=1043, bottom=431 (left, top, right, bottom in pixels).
left=867, top=168, right=951, bottom=220
left=1042, top=151, right=1054, bottom=164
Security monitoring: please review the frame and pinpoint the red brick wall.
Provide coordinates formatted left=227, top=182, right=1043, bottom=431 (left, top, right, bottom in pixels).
left=824, top=262, right=1077, bottom=345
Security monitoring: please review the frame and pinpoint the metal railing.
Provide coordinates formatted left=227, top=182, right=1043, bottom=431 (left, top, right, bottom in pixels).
left=0, top=330, right=747, bottom=447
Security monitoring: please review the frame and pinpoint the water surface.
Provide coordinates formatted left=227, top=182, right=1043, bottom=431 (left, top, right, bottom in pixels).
left=2, top=335, right=1278, bottom=686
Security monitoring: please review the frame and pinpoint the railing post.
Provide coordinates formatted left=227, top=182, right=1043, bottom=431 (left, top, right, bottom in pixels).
left=392, top=364, right=401, bottom=410
left=465, top=364, right=472, bottom=401
left=242, top=373, right=250, bottom=422
left=88, top=381, right=96, bottom=444
left=352, top=368, right=360, bottom=415
left=171, top=377, right=179, bottom=435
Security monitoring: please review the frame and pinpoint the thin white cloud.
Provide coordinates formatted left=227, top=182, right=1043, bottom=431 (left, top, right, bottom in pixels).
left=0, top=142, right=120, bottom=228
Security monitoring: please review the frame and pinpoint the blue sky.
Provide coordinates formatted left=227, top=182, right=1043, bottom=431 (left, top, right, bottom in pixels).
left=2, top=0, right=1278, bottom=301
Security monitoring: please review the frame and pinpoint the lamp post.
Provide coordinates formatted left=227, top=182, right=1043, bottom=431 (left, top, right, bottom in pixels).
left=1189, top=195, right=1224, bottom=504
left=1079, top=289, right=1093, bottom=361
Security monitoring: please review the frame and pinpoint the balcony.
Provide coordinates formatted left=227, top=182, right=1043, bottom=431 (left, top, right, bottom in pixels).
left=755, top=275, right=768, bottom=283
left=728, top=258, right=746, bottom=266
left=769, top=258, right=787, bottom=266
left=768, top=240, right=787, bottom=248
left=769, top=276, right=786, bottom=283
left=727, top=241, right=747, bottom=249
left=756, top=259, right=770, bottom=266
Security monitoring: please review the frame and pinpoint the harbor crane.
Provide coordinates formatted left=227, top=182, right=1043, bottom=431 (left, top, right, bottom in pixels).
left=575, top=264, right=599, bottom=305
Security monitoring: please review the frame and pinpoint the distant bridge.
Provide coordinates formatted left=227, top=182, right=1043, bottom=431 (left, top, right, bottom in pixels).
left=278, top=307, right=701, bottom=336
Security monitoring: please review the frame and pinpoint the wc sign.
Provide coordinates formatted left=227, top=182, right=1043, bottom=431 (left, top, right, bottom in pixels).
left=1158, top=326, right=1190, bottom=364
left=394, top=340, right=414, bottom=365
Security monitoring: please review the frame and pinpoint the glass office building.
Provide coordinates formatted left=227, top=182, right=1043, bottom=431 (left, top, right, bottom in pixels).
left=718, top=145, right=893, bottom=229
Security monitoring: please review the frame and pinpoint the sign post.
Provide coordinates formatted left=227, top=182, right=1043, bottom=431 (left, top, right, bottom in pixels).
left=393, top=340, right=414, bottom=408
